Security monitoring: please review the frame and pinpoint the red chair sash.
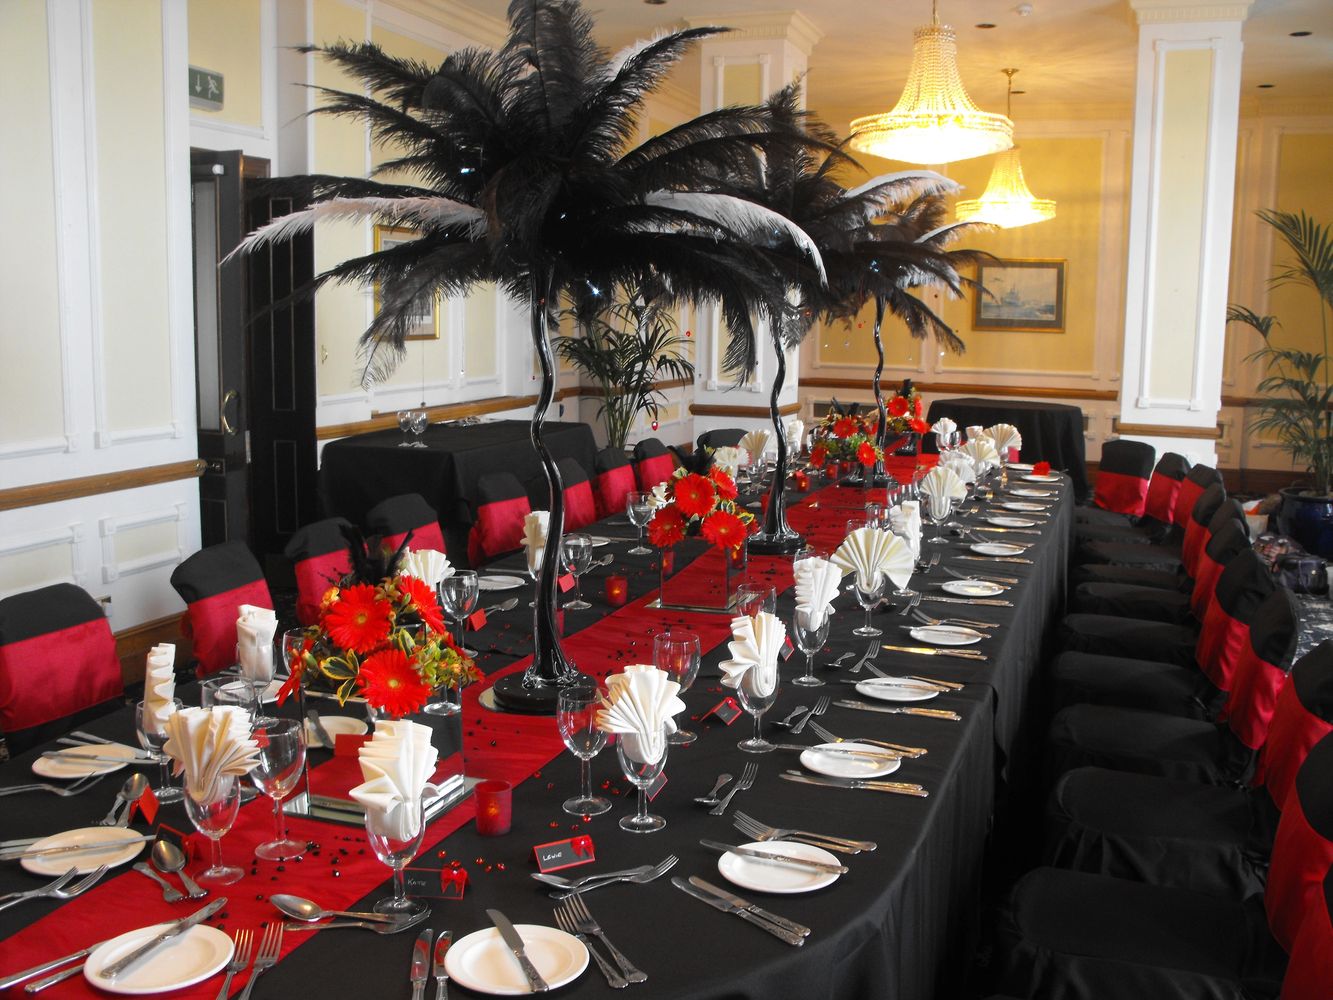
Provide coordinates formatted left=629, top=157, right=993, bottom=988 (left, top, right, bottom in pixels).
left=185, top=580, right=273, bottom=677
left=1280, top=865, right=1332, bottom=999
left=1093, top=470, right=1149, bottom=517
left=0, top=618, right=121, bottom=734
left=564, top=480, right=597, bottom=531
left=635, top=453, right=675, bottom=491
left=1220, top=645, right=1291, bottom=751
left=294, top=551, right=351, bottom=626
left=1255, top=676, right=1333, bottom=813
left=1266, top=735, right=1333, bottom=951
left=383, top=521, right=447, bottom=555
left=1144, top=473, right=1182, bottom=524
left=1189, top=556, right=1226, bottom=622
left=1171, top=479, right=1205, bottom=531
left=1196, top=601, right=1250, bottom=692
left=593, top=465, right=637, bottom=520
left=468, top=496, right=531, bottom=565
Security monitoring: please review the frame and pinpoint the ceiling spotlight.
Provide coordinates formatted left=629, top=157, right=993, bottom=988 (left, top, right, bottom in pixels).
left=975, top=22, right=997, bottom=28
left=1290, top=30, right=1311, bottom=37
left=643, top=0, right=667, bottom=5
left=1257, top=83, right=1275, bottom=89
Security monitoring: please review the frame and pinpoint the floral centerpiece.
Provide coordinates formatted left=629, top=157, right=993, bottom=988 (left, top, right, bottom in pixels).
left=884, top=385, right=928, bottom=437
left=647, top=465, right=755, bottom=553
left=811, top=404, right=883, bottom=468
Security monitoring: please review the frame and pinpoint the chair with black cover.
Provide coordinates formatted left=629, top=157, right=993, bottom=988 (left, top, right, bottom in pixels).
left=1073, top=450, right=1186, bottom=538
left=284, top=517, right=354, bottom=626
left=364, top=493, right=446, bottom=555
left=170, top=541, right=274, bottom=677
left=1283, top=863, right=1333, bottom=1000
left=696, top=428, right=746, bottom=451
left=1075, top=465, right=1224, bottom=573
left=467, top=473, right=531, bottom=567
left=591, top=446, right=637, bottom=520
left=631, top=437, right=675, bottom=492
left=1088, top=438, right=1156, bottom=515
left=0, top=583, right=124, bottom=755
left=555, top=458, right=598, bottom=532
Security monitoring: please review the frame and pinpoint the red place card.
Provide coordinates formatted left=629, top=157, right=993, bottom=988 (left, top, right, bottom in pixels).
left=466, top=608, right=488, bottom=631
left=558, top=574, right=576, bottom=593
left=403, top=866, right=468, bottom=900
left=128, top=784, right=159, bottom=825
left=709, top=697, right=743, bottom=725
left=533, top=835, right=596, bottom=873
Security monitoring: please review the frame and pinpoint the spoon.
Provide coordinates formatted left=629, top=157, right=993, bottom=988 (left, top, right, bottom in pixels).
left=100, top=773, right=148, bottom=828
left=693, top=773, right=732, bottom=805
left=270, top=893, right=399, bottom=924
left=484, top=598, right=520, bottom=614
left=151, top=839, right=208, bottom=899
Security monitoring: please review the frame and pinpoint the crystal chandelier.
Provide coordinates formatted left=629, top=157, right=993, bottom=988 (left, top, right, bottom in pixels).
left=849, top=1, right=1013, bottom=165
left=955, top=70, right=1056, bottom=228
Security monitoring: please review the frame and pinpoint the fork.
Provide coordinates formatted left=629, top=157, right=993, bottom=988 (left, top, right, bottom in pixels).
left=533, top=864, right=653, bottom=891
left=733, top=811, right=877, bottom=852
left=808, top=720, right=927, bottom=758
left=236, top=922, right=282, bottom=1000
left=549, top=855, right=677, bottom=900
left=911, top=609, right=997, bottom=630
left=215, top=928, right=254, bottom=1000
left=0, top=774, right=106, bottom=798
left=0, top=867, right=107, bottom=913
left=789, top=696, right=829, bottom=736
left=895, top=592, right=923, bottom=616
left=709, top=761, right=757, bottom=816
left=561, top=896, right=647, bottom=983
left=733, top=814, right=863, bottom=855
left=554, top=908, right=626, bottom=989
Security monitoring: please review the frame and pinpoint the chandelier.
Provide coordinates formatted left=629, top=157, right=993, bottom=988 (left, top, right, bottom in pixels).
left=849, top=1, right=1013, bottom=165
left=955, top=69, right=1056, bottom=228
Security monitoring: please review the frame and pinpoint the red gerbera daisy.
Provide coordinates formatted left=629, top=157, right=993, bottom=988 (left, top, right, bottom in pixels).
left=888, top=396, right=909, bottom=418
left=707, top=467, right=738, bottom=501
left=909, top=417, right=929, bottom=434
left=809, top=445, right=827, bottom=467
left=832, top=417, right=857, bottom=439
left=913, top=396, right=923, bottom=416
left=647, top=504, right=687, bottom=547
left=396, top=574, right=445, bottom=633
left=673, top=473, right=716, bottom=518
left=701, top=509, right=747, bottom=552
left=323, top=583, right=393, bottom=653
left=357, top=647, right=431, bottom=718
left=857, top=441, right=877, bottom=466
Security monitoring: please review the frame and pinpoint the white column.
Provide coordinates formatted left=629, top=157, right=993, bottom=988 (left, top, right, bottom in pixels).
left=1117, top=0, right=1252, bottom=465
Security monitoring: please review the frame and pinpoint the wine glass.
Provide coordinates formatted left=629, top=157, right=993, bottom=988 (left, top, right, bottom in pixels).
left=561, top=534, right=593, bottom=611
left=864, top=502, right=887, bottom=529
left=926, top=494, right=954, bottom=544
left=365, top=800, right=428, bottom=917
left=201, top=677, right=259, bottom=716
left=852, top=572, right=885, bottom=637
left=409, top=410, right=429, bottom=447
left=235, top=641, right=277, bottom=724
left=653, top=631, right=700, bottom=745
left=736, top=584, right=776, bottom=617
left=556, top=682, right=611, bottom=816
left=616, top=733, right=668, bottom=833
left=183, top=775, right=243, bottom=884
left=735, top=665, right=778, bottom=752
left=936, top=429, right=960, bottom=454
left=397, top=410, right=414, bottom=447
left=888, top=524, right=918, bottom=599
left=135, top=699, right=183, bottom=803
left=791, top=607, right=830, bottom=687
left=439, top=570, right=480, bottom=658
left=251, top=719, right=307, bottom=861
left=626, top=492, right=654, bottom=555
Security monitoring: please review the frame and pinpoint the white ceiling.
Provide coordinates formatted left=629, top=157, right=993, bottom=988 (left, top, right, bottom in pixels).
left=456, top=0, right=1333, bottom=125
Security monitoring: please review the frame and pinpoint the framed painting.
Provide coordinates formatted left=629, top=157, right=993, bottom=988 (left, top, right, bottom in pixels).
left=973, top=258, right=1066, bottom=332
left=373, top=225, right=440, bottom=340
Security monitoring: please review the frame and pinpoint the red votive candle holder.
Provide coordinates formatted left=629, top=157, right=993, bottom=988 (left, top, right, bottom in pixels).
left=792, top=470, right=809, bottom=491
left=605, top=574, right=628, bottom=607
left=475, top=779, right=512, bottom=836
left=1008, top=447, right=1021, bottom=463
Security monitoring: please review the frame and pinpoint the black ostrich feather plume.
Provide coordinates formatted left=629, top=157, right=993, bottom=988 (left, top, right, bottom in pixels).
left=337, top=524, right=409, bottom=587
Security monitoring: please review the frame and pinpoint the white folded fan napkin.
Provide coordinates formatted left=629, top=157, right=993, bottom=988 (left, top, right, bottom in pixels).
left=523, top=511, right=550, bottom=575
left=931, top=416, right=958, bottom=438
left=832, top=527, right=913, bottom=592
left=596, top=664, right=684, bottom=766
left=987, top=423, right=1023, bottom=458
left=718, top=613, right=786, bottom=700
left=961, top=437, right=1001, bottom=472
left=711, top=446, right=747, bottom=477
left=350, top=719, right=441, bottom=840
left=144, top=643, right=177, bottom=732
left=940, top=452, right=977, bottom=484
left=965, top=425, right=986, bottom=442
left=785, top=418, right=805, bottom=453
left=236, top=605, right=277, bottom=684
left=163, top=706, right=260, bottom=805
left=401, top=548, right=453, bottom=588
left=794, top=556, right=842, bottom=630
left=738, top=430, right=771, bottom=462
left=891, top=501, right=923, bottom=561
left=920, top=465, right=968, bottom=502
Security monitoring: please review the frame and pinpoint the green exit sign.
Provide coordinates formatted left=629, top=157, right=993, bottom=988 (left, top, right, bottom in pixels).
left=188, top=65, right=224, bottom=111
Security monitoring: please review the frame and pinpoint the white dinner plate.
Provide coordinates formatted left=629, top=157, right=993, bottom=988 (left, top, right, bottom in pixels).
left=477, top=575, right=526, bottom=592
left=853, top=678, right=941, bottom=704
left=587, top=536, right=612, bottom=548
left=800, top=740, right=903, bottom=778
left=1006, top=463, right=1035, bottom=472
left=31, top=742, right=140, bottom=779
left=1022, top=474, right=1061, bottom=483
left=445, top=925, right=588, bottom=995
left=84, top=924, right=233, bottom=995
left=1000, top=502, right=1047, bottom=513
left=969, top=542, right=1027, bottom=557
left=260, top=679, right=284, bottom=703
left=717, top=840, right=843, bottom=895
left=987, top=516, right=1037, bottom=528
left=303, top=715, right=368, bottom=744
left=941, top=579, right=1006, bottom=598
left=1011, top=488, right=1055, bottom=498
left=20, top=826, right=147, bottom=876
left=908, top=625, right=984, bottom=647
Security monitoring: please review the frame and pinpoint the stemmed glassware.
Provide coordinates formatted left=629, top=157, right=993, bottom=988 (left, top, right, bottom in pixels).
left=653, top=631, right=701, bottom=745
left=735, top=669, right=777, bottom=752
left=887, top=526, right=918, bottom=599
left=926, top=495, right=954, bottom=544
left=251, top=718, right=307, bottom=861
left=408, top=410, right=429, bottom=446
left=936, top=429, right=960, bottom=454
left=561, top=534, right=593, bottom=611
left=397, top=410, right=415, bottom=447
left=852, top=572, right=885, bottom=637
left=365, top=800, right=428, bottom=917
left=864, top=502, right=887, bottom=529
left=556, top=682, right=611, bottom=817
left=791, top=607, right=831, bottom=687
left=735, top=584, right=776, bottom=617
left=625, top=492, right=654, bottom=555
left=183, top=775, right=243, bottom=884
left=439, top=571, right=479, bottom=656
left=136, top=699, right=184, bottom=803
left=616, top=731, right=668, bottom=833
left=201, top=677, right=259, bottom=716
left=235, top=641, right=277, bottom=724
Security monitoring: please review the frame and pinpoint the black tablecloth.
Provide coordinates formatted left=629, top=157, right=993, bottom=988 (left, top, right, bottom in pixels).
left=926, top=397, right=1089, bottom=500
left=318, top=419, right=598, bottom=528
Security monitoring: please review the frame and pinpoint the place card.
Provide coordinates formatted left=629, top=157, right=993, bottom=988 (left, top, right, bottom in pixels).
left=781, top=636, right=796, bottom=661
left=466, top=608, right=488, bottom=631
left=708, top=696, right=743, bottom=725
left=558, top=574, right=576, bottom=593
left=403, top=866, right=468, bottom=900
left=532, top=834, right=595, bottom=873
left=128, top=784, right=159, bottom=825
left=645, top=771, right=668, bottom=802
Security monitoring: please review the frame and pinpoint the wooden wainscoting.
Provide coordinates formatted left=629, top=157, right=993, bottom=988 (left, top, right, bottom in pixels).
left=115, top=614, right=189, bottom=687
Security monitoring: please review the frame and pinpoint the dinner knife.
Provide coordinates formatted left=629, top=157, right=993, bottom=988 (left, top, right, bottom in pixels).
left=833, top=699, right=963, bottom=720
left=837, top=677, right=950, bottom=693
left=941, top=567, right=1020, bottom=585
left=0, top=834, right=155, bottom=862
left=971, top=525, right=1042, bottom=536
left=410, top=928, right=433, bottom=1000
left=306, top=710, right=336, bottom=750
left=954, top=555, right=1033, bottom=565
left=485, top=909, right=549, bottom=993
left=698, top=839, right=849, bottom=875
left=433, top=930, right=452, bottom=1000
left=769, top=742, right=904, bottom=759
left=56, top=738, right=153, bottom=759
left=780, top=771, right=929, bottom=797
left=38, top=752, right=153, bottom=767
left=100, top=897, right=227, bottom=980
left=670, top=878, right=805, bottom=946
left=879, top=644, right=987, bottom=661
left=687, top=878, right=810, bottom=937
left=918, top=594, right=1013, bottom=607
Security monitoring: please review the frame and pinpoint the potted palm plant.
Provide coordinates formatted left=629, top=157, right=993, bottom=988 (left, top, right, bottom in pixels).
left=1227, top=210, right=1333, bottom=556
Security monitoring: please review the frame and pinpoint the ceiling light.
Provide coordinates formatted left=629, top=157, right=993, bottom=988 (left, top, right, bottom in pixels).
left=955, top=69, right=1055, bottom=229
left=1290, top=30, right=1311, bottom=37
left=975, top=22, right=996, bottom=28
left=849, top=1, right=1013, bottom=164
left=1258, top=83, right=1275, bottom=88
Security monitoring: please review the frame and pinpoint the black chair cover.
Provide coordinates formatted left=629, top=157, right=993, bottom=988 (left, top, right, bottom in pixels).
left=1047, top=651, right=1218, bottom=719
left=696, top=428, right=746, bottom=450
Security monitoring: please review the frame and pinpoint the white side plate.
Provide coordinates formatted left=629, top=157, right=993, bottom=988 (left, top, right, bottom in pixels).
left=969, top=542, right=1026, bottom=557
left=84, top=925, right=233, bottom=995
left=800, top=740, right=903, bottom=778
left=31, top=743, right=139, bottom=779
left=853, top=678, right=941, bottom=704
left=445, top=925, right=588, bottom=996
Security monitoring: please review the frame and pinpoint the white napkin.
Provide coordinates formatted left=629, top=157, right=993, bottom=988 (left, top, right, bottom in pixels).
left=890, top=501, right=922, bottom=560
left=961, top=437, right=1000, bottom=472
left=920, top=466, right=967, bottom=521
left=719, top=612, right=786, bottom=699
left=143, top=643, right=177, bottom=732
left=987, top=423, right=1023, bottom=458
left=596, top=664, right=684, bottom=765
left=401, top=549, right=453, bottom=587
left=832, top=527, right=913, bottom=592
left=523, top=511, right=550, bottom=575
left=649, top=481, right=670, bottom=509
left=162, top=706, right=260, bottom=805
left=941, top=451, right=977, bottom=484
left=785, top=418, right=805, bottom=453
left=932, top=416, right=958, bottom=438
left=349, top=719, right=439, bottom=840
left=236, top=605, right=277, bottom=684
left=965, top=425, right=986, bottom=443
left=711, top=446, right=747, bottom=477
left=738, top=430, right=771, bottom=462
left=794, top=556, right=842, bottom=630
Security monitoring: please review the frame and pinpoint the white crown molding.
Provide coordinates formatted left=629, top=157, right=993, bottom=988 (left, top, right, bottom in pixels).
left=683, top=10, right=824, bottom=55
left=1129, top=0, right=1254, bottom=24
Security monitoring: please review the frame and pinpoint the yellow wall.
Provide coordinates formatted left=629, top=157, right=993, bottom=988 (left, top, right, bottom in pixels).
left=723, top=63, right=762, bottom=106
left=187, top=0, right=263, bottom=129
left=1268, top=131, right=1333, bottom=356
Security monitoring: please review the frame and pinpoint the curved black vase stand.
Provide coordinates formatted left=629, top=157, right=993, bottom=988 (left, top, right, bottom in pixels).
left=849, top=295, right=896, bottom=489
left=748, top=318, right=805, bottom=555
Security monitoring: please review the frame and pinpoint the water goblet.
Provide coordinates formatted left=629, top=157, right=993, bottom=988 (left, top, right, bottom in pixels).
left=235, top=641, right=277, bottom=724
left=135, top=699, right=183, bottom=803
left=735, top=665, right=778, bottom=752
left=735, top=583, right=776, bottom=617
left=396, top=410, right=414, bottom=447
left=439, top=570, right=480, bottom=657
left=791, top=607, right=831, bottom=687
left=409, top=410, right=429, bottom=447
left=864, top=502, right=887, bottom=529
left=936, top=429, right=960, bottom=454
left=653, top=631, right=701, bottom=744
left=201, top=676, right=259, bottom=716
left=926, top=494, right=954, bottom=544
left=183, top=775, right=243, bottom=885
left=556, top=682, right=611, bottom=816
left=561, top=534, right=593, bottom=611
left=252, top=718, right=307, bottom=861
left=852, top=573, right=886, bottom=637
left=888, top=525, right=918, bottom=599
left=616, top=733, right=668, bottom=833
left=366, top=800, right=428, bottom=917
left=625, top=492, right=654, bottom=555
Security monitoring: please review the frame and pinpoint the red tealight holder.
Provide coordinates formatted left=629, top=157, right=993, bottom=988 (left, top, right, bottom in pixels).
left=605, top=574, right=628, bottom=607
left=1008, top=447, right=1021, bottom=463
left=475, top=780, right=513, bottom=837
left=791, top=470, right=810, bottom=491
